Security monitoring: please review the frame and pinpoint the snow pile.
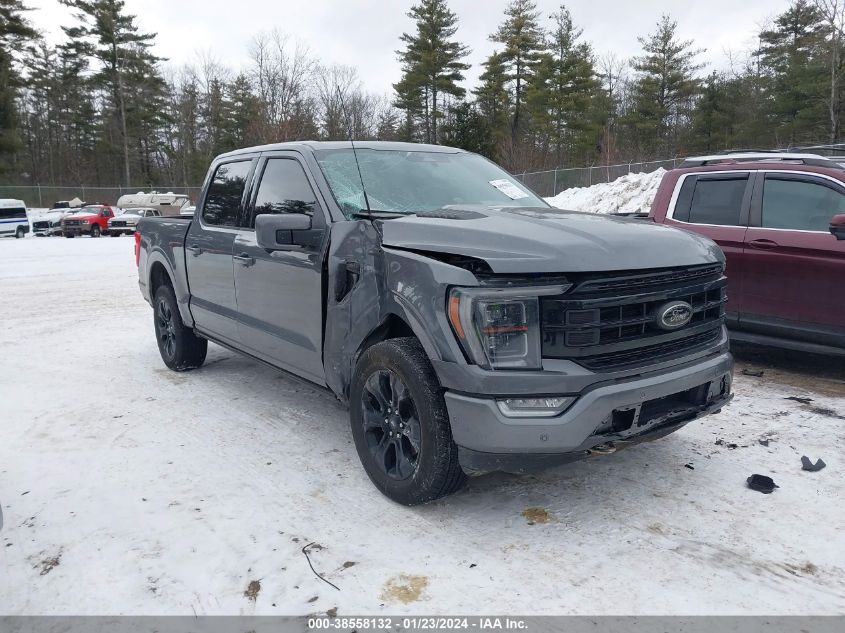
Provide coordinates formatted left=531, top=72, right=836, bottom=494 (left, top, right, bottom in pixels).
left=545, top=168, right=666, bottom=214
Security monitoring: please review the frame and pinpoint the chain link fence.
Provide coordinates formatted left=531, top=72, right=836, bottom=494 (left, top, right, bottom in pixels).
left=513, top=158, right=682, bottom=199
left=0, top=185, right=203, bottom=210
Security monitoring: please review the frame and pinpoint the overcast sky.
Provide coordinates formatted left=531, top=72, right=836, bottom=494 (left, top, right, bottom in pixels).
left=27, top=0, right=793, bottom=94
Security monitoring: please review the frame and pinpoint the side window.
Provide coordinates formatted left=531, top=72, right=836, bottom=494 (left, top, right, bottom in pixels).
left=762, top=177, right=845, bottom=231
left=249, top=159, right=318, bottom=229
left=679, top=176, right=748, bottom=226
left=202, top=160, right=252, bottom=227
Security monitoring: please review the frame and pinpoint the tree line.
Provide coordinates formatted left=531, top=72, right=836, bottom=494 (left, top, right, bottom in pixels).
left=1, top=0, right=844, bottom=189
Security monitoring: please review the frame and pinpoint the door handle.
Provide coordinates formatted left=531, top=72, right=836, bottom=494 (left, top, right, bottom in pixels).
left=233, top=253, right=255, bottom=267
left=747, top=238, right=779, bottom=250
left=185, top=245, right=203, bottom=256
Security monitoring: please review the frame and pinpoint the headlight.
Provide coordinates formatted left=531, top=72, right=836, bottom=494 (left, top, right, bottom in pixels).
left=447, top=285, right=569, bottom=370
left=82, top=219, right=90, bottom=224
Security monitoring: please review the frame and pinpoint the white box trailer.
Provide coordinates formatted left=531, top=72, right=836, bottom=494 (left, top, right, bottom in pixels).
left=116, top=191, right=190, bottom=216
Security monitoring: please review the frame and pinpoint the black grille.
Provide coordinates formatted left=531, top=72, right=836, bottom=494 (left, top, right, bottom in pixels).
left=542, top=264, right=727, bottom=370
left=33, top=221, right=49, bottom=230
left=111, top=221, right=127, bottom=227
left=64, top=220, right=80, bottom=226
left=577, top=329, right=722, bottom=371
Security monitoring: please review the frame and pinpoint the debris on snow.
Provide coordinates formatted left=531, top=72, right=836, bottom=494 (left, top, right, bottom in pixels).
left=747, top=474, right=779, bottom=494
left=302, top=542, right=340, bottom=591
left=544, top=168, right=666, bottom=214
left=742, top=369, right=765, bottom=377
left=380, top=575, right=429, bottom=604
left=801, top=457, right=827, bottom=472
left=521, top=507, right=553, bottom=525
left=244, top=580, right=261, bottom=602
left=785, top=396, right=814, bottom=405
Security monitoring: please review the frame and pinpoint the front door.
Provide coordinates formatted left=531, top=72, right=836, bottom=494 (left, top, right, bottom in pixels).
left=233, top=154, right=328, bottom=384
left=742, top=172, right=845, bottom=343
left=185, top=158, right=255, bottom=345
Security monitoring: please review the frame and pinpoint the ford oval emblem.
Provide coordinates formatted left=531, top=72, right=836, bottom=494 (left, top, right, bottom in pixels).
left=655, top=301, right=694, bottom=331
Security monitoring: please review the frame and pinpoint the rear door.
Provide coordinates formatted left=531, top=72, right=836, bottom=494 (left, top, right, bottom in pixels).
left=232, top=152, right=329, bottom=384
left=664, top=171, right=753, bottom=322
left=742, top=172, right=845, bottom=344
left=185, top=158, right=256, bottom=345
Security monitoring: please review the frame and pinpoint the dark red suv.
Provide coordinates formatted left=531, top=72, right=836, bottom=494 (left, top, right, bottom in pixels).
left=650, top=152, right=845, bottom=356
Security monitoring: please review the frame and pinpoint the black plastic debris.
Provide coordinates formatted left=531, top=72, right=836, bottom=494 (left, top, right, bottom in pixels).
left=747, top=474, right=778, bottom=494
left=684, top=463, right=695, bottom=470
left=741, top=368, right=764, bottom=377
left=758, top=439, right=770, bottom=447
left=785, top=396, right=813, bottom=405
left=801, top=456, right=826, bottom=472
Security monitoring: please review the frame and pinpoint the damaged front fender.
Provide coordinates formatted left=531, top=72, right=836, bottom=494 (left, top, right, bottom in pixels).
left=323, top=220, right=480, bottom=403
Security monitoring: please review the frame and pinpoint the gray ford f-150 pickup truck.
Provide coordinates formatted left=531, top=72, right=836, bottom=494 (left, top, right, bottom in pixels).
left=136, top=141, right=733, bottom=505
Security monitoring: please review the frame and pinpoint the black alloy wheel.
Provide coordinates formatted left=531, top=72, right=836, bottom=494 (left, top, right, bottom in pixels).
left=361, top=369, right=422, bottom=480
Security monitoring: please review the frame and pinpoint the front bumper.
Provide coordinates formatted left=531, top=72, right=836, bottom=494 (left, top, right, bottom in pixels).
left=63, top=225, right=92, bottom=236
left=445, top=351, right=733, bottom=474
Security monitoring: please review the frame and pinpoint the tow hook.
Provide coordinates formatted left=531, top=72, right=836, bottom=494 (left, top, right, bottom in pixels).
left=588, top=443, right=617, bottom=456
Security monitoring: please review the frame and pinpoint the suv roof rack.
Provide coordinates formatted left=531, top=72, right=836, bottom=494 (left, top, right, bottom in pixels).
left=680, top=152, right=845, bottom=169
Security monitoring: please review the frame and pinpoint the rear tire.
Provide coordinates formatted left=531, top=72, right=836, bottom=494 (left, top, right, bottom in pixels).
left=90, top=225, right=101, bottom=238
left=349, top=337, right=466, bottom=505
left=153, top=285, right=207, bottom=371
left=15, top=226, right=24, bottom=239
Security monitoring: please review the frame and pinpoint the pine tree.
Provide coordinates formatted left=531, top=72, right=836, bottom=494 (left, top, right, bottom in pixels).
left=394, top=0, right=470, bottom=143
left=473, top=51, right=510, bottom=156
left=489, top=0, right=546, bottom=141
left=0, top=0, right=36, bottom=179
left=758, top=0, right=828, bottom=145
left=440, top=101, right=495, bottom=157
left=61, top=0, right=167, bottom=185
left=629, top=14, right=703, bottom=157
left=527, top=5, right=599, bottom=166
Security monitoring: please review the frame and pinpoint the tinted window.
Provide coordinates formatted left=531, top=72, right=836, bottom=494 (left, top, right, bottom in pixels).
left=202, top=160, right=252, bottom=226
left=0, top=207, right=26, bottom=220
left=250, top=159, right=318, bottom=228
left=762, top=177, right=845, bottom=231
left=684, top=177, right=747, bottom=226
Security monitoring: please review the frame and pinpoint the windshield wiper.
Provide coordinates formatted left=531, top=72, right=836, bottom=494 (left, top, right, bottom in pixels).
left=351, top=209, right=414, bottom=220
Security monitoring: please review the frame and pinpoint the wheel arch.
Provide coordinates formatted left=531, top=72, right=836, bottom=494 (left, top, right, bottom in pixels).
left=146, top=252, right=194, bottom=328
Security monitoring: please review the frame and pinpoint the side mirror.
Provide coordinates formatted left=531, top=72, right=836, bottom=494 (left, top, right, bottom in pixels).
left=256, top=213, right=312, bottom=250
left=831, top=213, right=845, bottom=240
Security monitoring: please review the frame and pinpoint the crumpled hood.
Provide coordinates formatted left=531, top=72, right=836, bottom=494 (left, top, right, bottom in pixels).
left=34, top=210, right=70, bottom=223
left=379, top=207, right=724, bottom=274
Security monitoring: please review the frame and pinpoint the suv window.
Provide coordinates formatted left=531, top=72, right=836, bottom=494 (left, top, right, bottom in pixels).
left=675, top=175, right=747, bottom=226
left=762, top=177, right=845, bottom=231
left=203, top=160, right=252, bottom=227
left=249, top=158, right=318, bottom=228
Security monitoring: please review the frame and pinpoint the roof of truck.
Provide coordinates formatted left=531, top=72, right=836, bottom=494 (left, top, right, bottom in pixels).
left=218, top=140, right=465, bottom=159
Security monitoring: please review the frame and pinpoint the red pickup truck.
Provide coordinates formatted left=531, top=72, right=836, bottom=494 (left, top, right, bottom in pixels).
left=649, top=152, right=845, bottom=356
left=61, top=205, right=117, bottom=238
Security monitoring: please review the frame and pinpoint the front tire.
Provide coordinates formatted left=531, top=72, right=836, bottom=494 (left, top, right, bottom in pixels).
left=350, top=338, right=466, bottom=505
left=15, top=226, right=24, bottom=239
left=153, top=285, right=207, bottom=371
left=90, top=225, right=101, bottom=238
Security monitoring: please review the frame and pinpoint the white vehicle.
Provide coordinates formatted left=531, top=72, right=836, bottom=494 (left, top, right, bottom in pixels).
left=116, top=191, right=189, bottom=216
left=0, top=199, right=29, bottom=239
left=179, top=205, right=195, bottom=216
left=108, top=207, right=162, bottom=236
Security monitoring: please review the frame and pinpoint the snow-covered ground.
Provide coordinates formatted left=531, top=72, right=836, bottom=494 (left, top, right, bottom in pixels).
left=545, top=169, right=666, bottom=214
left=1, top=236, right=844, bottom=616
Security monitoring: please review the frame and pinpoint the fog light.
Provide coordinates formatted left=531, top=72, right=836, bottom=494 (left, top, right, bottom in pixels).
left=496, top=396, right=575, bottom=418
